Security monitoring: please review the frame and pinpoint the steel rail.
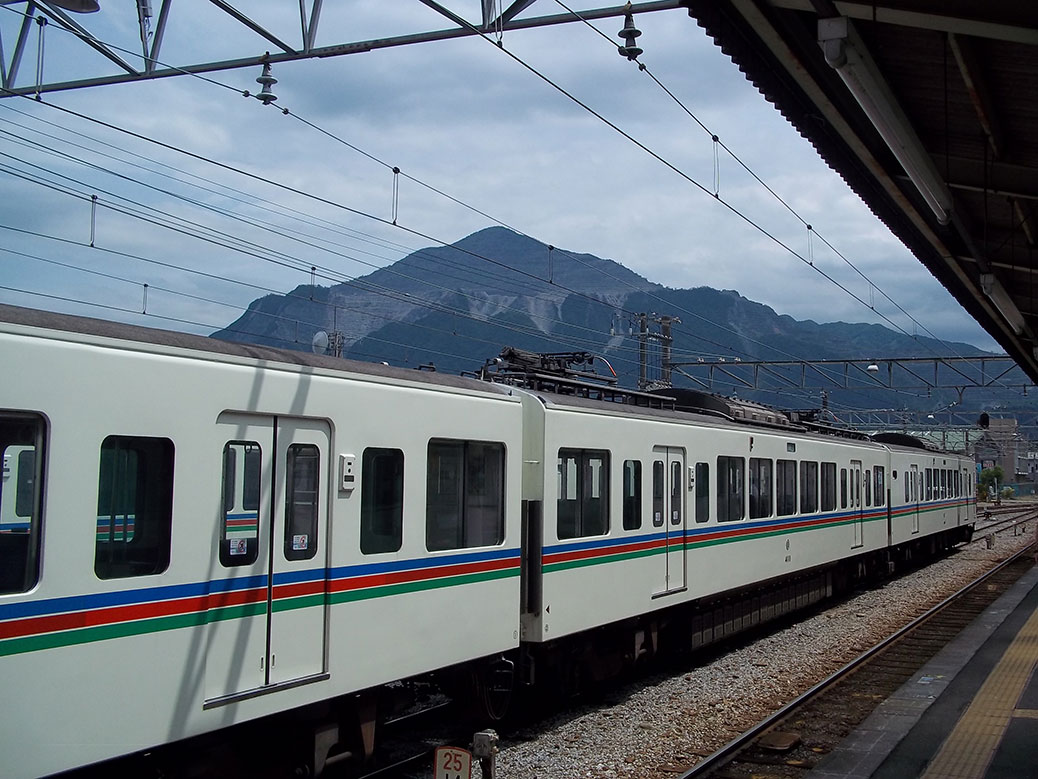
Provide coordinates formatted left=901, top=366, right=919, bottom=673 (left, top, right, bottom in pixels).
left=679, top=546, right=1036, bottom=778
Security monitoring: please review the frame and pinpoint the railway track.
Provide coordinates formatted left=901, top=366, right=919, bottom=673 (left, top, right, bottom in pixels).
left=976, top=503, right=1038, bottom=536
left=331, top=522, right=1036, bottom=779
left=680, top=546, right=1036, bottom=779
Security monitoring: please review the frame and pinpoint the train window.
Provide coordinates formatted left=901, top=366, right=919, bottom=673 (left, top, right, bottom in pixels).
left=220, top=442, right=261, bottom=567
left=840, top=468, right=847, bottom=509
left=800, top=461, right=818, bottom=514
left=874, top=467, right=885, bottom=506
left=905, top=473, right=910, bottom=503
left=361, top=448, right=405, bottom=554
left=427, top=440, right=505, bottom=550
left=0, top=414, right=45, bottom=595
left=776, top=459, right=797, bottom=516
left=95, top=435, right=174, bottom=579
left=821, top=462, right=837, bottom=512
left=716, top=456, right=745, bottom=523
left=695, top=462, right=709, bottom=523
left=864, top=470, right=872, bottom=506
left=749, top=458, right=772, bottom=519
left=622, top=460, right=642, bottom=531
left=556, top=449, right=608, bottom=539
left=14, top=449, right=34, bottom=519
left=670, top=460, right=683, bottom=525
left=926, top=469, right=933, bottom=500
left=284, top=444, right=320, bottom=561
left=651, top=460, right=665, bottom=527
left=223, top=446, right=236, bottom=513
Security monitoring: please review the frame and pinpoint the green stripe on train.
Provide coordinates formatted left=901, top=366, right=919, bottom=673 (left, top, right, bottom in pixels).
left=328, top=567, right=519, bottom=605
left=543, top=515, right=894, bottom=573
left=0, top=569, right=519, bottom=657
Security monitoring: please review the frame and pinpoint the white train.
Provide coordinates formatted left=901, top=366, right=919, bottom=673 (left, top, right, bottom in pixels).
left=0, top=304, right=975, bottom=777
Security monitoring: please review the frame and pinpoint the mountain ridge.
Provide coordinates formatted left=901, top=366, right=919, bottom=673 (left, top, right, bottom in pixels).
left=213, top=226, right=998, bottom=412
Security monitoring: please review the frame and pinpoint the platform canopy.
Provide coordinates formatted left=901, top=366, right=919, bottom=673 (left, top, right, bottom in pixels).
left=683, top=1, right=1038, bottom=379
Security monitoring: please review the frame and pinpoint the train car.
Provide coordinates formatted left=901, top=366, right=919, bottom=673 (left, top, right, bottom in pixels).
left=0, top=305, right=525, bottom=778
left=516, top=386, right=974, bottom=681
left=0, top=305, right=976, bottom=777
left=876, top=433, right=975, bottom=555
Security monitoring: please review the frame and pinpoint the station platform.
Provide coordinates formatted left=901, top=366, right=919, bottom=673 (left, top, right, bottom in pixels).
left=808, top=563, right=1038, bottom=779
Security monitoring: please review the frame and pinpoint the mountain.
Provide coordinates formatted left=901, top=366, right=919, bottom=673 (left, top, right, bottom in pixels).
left=212, top=226, right=1007, bottom=414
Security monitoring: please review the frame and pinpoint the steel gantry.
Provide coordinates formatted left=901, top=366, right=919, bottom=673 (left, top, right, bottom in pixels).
left=667, top=355, right=1033, bottom=395
left=0, top=1, right=683, bottom=97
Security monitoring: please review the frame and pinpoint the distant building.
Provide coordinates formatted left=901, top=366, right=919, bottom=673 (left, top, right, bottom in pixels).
left=974, top=418, right=1028, bottom=482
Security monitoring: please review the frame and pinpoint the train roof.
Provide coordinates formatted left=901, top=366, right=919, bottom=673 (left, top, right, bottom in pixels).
left=0, top=304, right=516, bottom=399
left=530, top=385, right=967, bottom=458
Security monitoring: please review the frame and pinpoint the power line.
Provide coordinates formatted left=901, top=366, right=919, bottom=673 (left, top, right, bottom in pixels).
left=0, top=20, right=838, bottom=379
left=552, top=0, right=1007, bottom=386
left=0, top=14, right=1010, bottom=401
left=0, top=146, right=658, bottom=367
left=0, top=19, right=806, bottom=370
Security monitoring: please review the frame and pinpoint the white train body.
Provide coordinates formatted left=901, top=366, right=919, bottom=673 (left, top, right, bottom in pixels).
left=523, top=397, right=973, bottom=644
left=0, top=305, right=975, bottom=777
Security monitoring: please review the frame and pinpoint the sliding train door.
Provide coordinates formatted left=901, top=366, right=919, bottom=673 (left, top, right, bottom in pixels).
left=205, top=413, right=330, bottom=704
left=909, top=464, right=921, bottom=534
left=850, top=459, right=864, bottom=547
left=652, top=446, right=686, bottom=595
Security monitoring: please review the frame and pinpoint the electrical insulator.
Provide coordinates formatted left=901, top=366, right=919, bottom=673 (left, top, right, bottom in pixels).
left=617, top=4, right=643, bottom=60
left=255, top=61, right=278, bottom=105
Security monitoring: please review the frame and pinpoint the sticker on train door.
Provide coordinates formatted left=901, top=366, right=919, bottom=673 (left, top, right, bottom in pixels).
left=434, top=746, right=472, bottom=779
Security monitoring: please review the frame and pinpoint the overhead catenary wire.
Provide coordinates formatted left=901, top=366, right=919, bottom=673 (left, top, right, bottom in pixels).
left=0, top=15, right=889, bottom=387
left=0, top=142, right=665, bottom=368
left=0, top=8, right=1014, bottom=402
left=0, top=12, right=831, bottom=373
left=0, top=234, right=595, bottom=365
left=551, top=0, right=1008, bottom=388
left=2, top=96, right=755, bottom=375
left=0, top=92, right=953, bottom=404
left=0, top=279, right=499, bottom=367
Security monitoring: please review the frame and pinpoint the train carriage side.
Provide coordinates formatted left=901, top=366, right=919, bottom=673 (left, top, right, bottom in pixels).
left=884, top=442, right=975, bottom=550
left=520, top=395, right=895, bottom=645
left=0, top=307, right=524, bottom=778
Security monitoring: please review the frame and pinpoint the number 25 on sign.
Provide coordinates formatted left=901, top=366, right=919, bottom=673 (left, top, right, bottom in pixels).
left=434, top=746, right=472, bottom=779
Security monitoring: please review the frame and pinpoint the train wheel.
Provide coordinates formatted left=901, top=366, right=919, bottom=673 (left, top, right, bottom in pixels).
left=470, top=656, right=516, bottom=722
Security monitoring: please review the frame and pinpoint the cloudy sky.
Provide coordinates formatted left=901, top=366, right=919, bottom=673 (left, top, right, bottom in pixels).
left=0, top=1, right=1001, bottom=353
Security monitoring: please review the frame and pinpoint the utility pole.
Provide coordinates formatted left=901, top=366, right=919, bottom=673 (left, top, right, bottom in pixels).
left=633, top=313, right=680, bottom=390
left=639, top=314, right=648, bottom=390
left=660, top=315, right=675, bottom=386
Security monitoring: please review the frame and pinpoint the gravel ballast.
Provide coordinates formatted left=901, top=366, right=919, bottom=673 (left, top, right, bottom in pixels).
left=484, top=520, right=1035, bottom=779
